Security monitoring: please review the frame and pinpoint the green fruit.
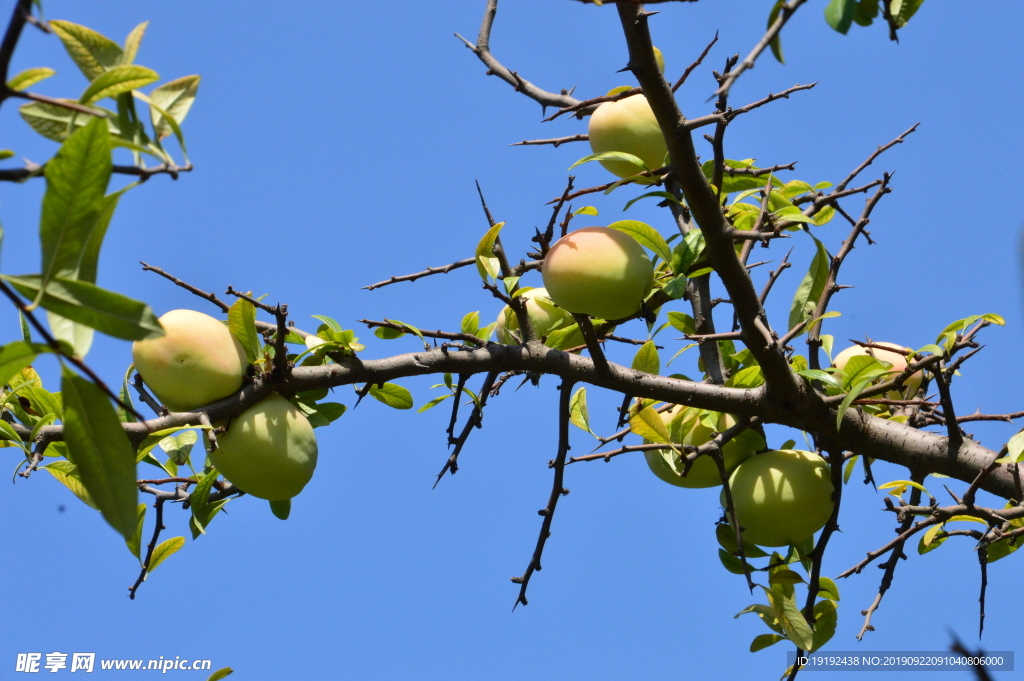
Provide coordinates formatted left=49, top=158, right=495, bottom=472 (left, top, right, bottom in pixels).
left=541, top=226, right=654, bottom=321
left=588, top=94, right=668, bottom=178
left=644, top=406, right=757, bottom=488
left=132, top=309, right=248, bottom=412
left=724, top=449, right=835, bottom=547
left=494, top=287, right=573, bottom=344
left=833, top=341, right=923, bottom=399
left=210, top=393, right=318, bottom=501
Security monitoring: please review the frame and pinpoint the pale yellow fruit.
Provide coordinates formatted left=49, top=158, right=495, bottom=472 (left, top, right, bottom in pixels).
left=644, top=406, right=757, bottom=489
left=494, top=287, right=573, bottom=344
left=210, top=393, right=318, bottom=501
left=833, top=341, right=923, bottom=399
left=542, top=227, right=654, bottom=321
left=588, top=94, right=668, bottom=178
left=132, top=309, right=248, bottom=412
left=724, top=449, right=834, bottom=547
left=653, top=46, right=666, bottom=75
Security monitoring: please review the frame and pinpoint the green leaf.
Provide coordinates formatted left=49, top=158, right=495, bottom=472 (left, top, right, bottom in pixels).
left=206, top=668, right=234, bottom=681
left=890, top=0, right=926, bottom=27
left=50, top=20, right=124, bottom=81
left=716, top=523, right=770, bottom=558
left=545, top=323, right=585, bottom=351
left=735, top=603, right=784, bottom=635
left=810, top=599, right=838, bottom=652
left=574, top=206, right=599, bottom=216
left=728, top=365, right=765, bottom=389
left=42, top=460, right=97, bottom=508
left=878, top=479, right=931, bottom=499
left=39, top=116, right=112, bottom=295
left=763, top=586, right=814, bottom=652
left=7, top=66, right=56, bottom=91
left=369, top=383, right=414, bottom=410
left=61, top=368, right=138, bottom=539
left=824, top=0, right=857, bottom=34
left=568, top=150, right=649, bottom=173
left=159, top=430, right=198, bottom=466
left=622, top=191, right=682, bottom=212
left=630, top=406, right=671, bottom=444
left=767, top=0, right=786, bottom=63
left=1006, top=431, right=1024, bottom=464
left=387, top=319, right=428, bottom=348
left=718, top=548, right=753, bottom=575
left=125, top=502, right=146, bottom=562
left=189, top=467, right=219, bottom=535
left=417, top=394, right=451, bottom=413
left=666, top=311, right=696, bottom=336
left=270, top=498, right=291, bottom=520
left=836, top=376, right=873, bottom=431
left=18, top=101, right=113, bottom=143
left=47, top=311, right=94, bottom=359
left=569, top=386, right=593, bottom=435
left=669, top=229, right=706, bottom=278
left=607, top=220, right=672, bottom=265
left=0, top=340, right=43, bottom=386
left=461, top=311, right=480, bottom=337
left=750, top=633, right=785, bottom=653
left=817, top=576, right=841, bottom=601
left=147, top=536, right=184, bottom=573
left=79, top=64, right=159, bottom=104
left=794, top=369, right=841, bottom=391
left=475, top=221, right=505, bottom=281
left=666, top=343, right=697, bottom=366
left=918, top=523, right=947, bottom=555
left=843, top=455, right=858, bottom=484
left=788, top=234, right=830, bottom=333
left=2, top=274, right=163, bottom=341
left=631, top=340, right=660, bottom=375
left=122, top=21, right=148, bottom=64
left=228, top=297, right=261, bottom=363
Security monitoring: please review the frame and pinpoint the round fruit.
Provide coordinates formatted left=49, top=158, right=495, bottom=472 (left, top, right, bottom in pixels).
left=132, top=309, right=248, bottom=412
left=644, top=406, right=758, bottom=488
left=724, top=449, right=835, bottom=547
left=588, top=94, right=668, bottom=178
left=542, top=226, right=654, bottom=321
left=494, top=287, right=573, bottom=344
left=833, top=341, right=922, bottom=399
left=210, top=393, right=318, bottom=501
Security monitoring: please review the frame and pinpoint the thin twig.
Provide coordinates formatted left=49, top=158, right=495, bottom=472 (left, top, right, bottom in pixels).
left=141, top=262, right=229, bottom=312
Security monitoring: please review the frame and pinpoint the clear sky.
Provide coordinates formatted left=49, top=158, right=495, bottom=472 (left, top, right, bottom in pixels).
left=2, top=1, right=1023, bottom=679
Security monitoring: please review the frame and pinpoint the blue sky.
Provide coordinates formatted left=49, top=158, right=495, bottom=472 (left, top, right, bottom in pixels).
left=2, top=1, right=1023, bottom=679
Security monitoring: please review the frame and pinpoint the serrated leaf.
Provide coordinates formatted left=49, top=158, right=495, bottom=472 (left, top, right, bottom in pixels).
left=42, top=460, right=97, bottom=509
left=19, top=100, right=114, bottom=143
left=607, top=220, right=671, bottom=265
left=39, top=116, right=111, bottom=296
left=630, top=406, right=670, bottom=444
left=569, top=386, right=593, bottom=435
left=61, top=368, right=138, bottom=539
left=147, top=74, right=200, bottom=140
left=788, top=234, right=830, bottom=333
left=50, top=20, right=123, bottom=81
left=475, top=221, right=505, bottom=281
left=79, top=64, right=159, bottom=104
left=7, top=66, right=56, bottom=91
left=3, top=274, right=163, bottom=341
left=763, top=586, right=814, bottom=652
left=369, top=383, right=414, bottom=410
left=147, top=536, right=184, bottom=573
left=631, top=340, right=660, bottom=375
